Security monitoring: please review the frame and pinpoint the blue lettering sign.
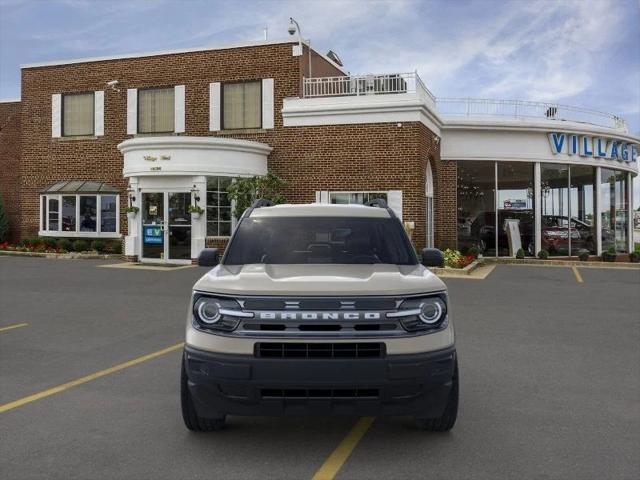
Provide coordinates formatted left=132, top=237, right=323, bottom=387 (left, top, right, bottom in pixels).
left=569, top=135, right=578, bottom=155
left=580, top=136, right=593, bottom=156
left=548, top=133, right=565, bottom=154
left=610, top=141, right=619, bottom=160
left=595, top=138, right=607, bottom=157
left=144, top=226, right=163, bottom=245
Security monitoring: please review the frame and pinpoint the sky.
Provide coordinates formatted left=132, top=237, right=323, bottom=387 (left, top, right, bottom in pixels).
left=1, top=0, right=639, bottom=205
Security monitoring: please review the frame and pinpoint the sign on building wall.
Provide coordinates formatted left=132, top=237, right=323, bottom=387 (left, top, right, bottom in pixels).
left=548, top=132, right=638, bottom=163
left=143, top=226, right=163, bottom=245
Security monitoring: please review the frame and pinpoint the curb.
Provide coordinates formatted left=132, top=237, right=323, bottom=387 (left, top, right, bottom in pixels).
left=483, top=257, right=640, bottom=269
left=430, top=259, right=482, bottom=276
left=0, top=250, right=120, bottom=260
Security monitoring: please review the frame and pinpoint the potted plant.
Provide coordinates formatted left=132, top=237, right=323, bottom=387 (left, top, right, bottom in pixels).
left=629, top=247, right=640, bottom=263
left=125, top=206, right=139, bottom=221
left=537, top=249, right=549, bottom=260
left=602, top=245, right=617, bottom=262
left=577, top=249, right=590, bottom=262
left=188, top=205, right=204, bottom=220
left=515, top=248, right=525, bottom=259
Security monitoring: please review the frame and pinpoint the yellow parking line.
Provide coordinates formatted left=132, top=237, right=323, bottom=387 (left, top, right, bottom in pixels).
left=571, top=266, right=584, bottom=283
left=311, top=417, right=375, bottom=480
left=0, top=342, right=184, bottom=413
left=0, top=323, right=28, bottom=333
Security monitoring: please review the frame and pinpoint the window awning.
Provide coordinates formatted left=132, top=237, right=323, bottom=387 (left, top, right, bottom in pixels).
left=41, top=181, right=120, bottom=194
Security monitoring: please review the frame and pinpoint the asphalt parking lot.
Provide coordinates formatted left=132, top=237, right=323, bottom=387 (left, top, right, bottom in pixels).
left=1, top=257, right=639, bottom=480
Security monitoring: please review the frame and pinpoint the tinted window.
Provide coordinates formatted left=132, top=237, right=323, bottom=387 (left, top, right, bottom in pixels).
left=224, top=217, right=417, bottom=265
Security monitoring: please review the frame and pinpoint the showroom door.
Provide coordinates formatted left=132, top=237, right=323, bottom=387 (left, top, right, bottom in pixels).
left=141, top=192, right=191, bottom=264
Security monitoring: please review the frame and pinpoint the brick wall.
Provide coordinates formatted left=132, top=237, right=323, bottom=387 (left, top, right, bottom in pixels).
left=0, top=101, right=21, bottom=242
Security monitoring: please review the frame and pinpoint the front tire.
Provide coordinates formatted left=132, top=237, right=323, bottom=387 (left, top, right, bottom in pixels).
left=181, top=353, right=226, bottom=432
left=415, top=360, right=459, bottom=432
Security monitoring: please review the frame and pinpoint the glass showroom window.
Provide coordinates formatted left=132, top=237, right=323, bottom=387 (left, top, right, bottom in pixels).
left=601, top=168, right=629, bottom=253
left=541, top=164, right=569, bottom=256
left=62, top=92, right=94, bottom=136
left=138, top=87, right=175, bottom=133
left=206, top=177, right=232, bottom=237
left=222, top=81, right=261, bottom=129
left=497, top=162, right=534, bottom=256
left=329, top=192, right=388, bottom=205
left=40, top=194, right=119, bottom=236
left=457, top=161, right=496, bottom=256
left=569, top=166, right=596, bottom=255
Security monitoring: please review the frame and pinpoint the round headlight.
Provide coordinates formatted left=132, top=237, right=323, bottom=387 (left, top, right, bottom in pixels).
left=419, top=298, right=444, bottom=324
left=195, top=298, right=221, bottom=324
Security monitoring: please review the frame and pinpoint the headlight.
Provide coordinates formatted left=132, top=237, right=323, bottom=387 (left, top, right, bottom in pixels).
left=192, top=294, right=253, bottom=331
left=387, top=294, right=447, bottom=332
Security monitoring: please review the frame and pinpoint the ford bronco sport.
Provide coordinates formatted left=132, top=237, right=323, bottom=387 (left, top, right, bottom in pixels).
left=181, top=199, right=458, bottom=431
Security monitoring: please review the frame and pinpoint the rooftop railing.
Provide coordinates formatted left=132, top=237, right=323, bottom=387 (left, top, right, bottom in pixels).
left=303, top=72, right=436, bottom=102
left=435, top=97, right=628, bottom=131
left=302, top=73, right=627, bottom=131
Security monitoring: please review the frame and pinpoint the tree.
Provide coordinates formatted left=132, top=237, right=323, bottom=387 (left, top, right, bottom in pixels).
left=0, top=195, right=9, bottom=242
left=226, top=173, right=287, bottom=219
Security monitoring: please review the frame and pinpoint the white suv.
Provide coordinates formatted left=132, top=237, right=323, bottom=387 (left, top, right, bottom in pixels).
left=181, top=200, right=458, bottom=431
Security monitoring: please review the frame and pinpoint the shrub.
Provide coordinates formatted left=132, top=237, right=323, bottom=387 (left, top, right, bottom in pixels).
left=57, top=238, right=73, bottom=252
left=72, top=239, right=89, bottom=252
left=443, top=248, right=462, bottom=267
left=515, top=248, right=525, bottom=259
left=0, top=195, right=9, bottom=242
left=537, top=249, right=549, bottom=260
left=91, top=240, right=106, bottom=252
left=42, top=237, right=57, bottom=249
left=226, top=172, right=287, bottom=219
left=109, top=240, right=122, bottom=254
left=577, top=249, right=590, bottom=261
left=468, top=246, right=479, bottom=258
left=629, top=252, right=640, bottom=263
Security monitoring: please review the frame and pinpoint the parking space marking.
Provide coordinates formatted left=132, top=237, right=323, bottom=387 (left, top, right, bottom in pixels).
left=571, top=266, right=584, bottom=283
left=0, top=342, right=184, bottom=413
left=311, top=417, right=375, bottom=480
left=0, top=323, right=28, bottom=333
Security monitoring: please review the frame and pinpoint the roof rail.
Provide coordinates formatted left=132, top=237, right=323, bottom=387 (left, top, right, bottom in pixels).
left=365, top=197, right=396, bottom=218
left=240, top=198, right=275, bottom=220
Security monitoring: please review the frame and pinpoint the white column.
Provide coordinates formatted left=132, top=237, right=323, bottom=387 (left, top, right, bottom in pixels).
left=595, top=167, right=602, bottom=255
left=628, top=171, right=633, bottom=254
left=124, top=177, right=140, bottom=257
left=534, top=162, right=541, bottom=256
left=191, top=175, right=207, bottom=259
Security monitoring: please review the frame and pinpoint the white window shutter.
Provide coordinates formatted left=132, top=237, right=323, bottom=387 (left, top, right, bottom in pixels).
left=209, top=82, right=221, bottom=131
left=94, top=91, right=104, bottom=136
left=262, top=78, right=274, bottom=129
left=387, top=190, right=403, bottom=220
left=174, top=85, right=185, bottom=133
left=126, top=88, right=137, bottom=135
left=51, top=94, right=62, bottom=138
left=319, top=191, right=330, bottom=203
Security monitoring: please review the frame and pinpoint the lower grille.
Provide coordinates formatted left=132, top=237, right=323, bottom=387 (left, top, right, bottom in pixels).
left=261, top=388, right=379, bottom=399
left=256, top=342, right=385, bottom=359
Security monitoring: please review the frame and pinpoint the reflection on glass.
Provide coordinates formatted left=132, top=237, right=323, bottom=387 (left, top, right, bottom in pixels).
left=541, top=164, right=569, bottom=256
left=100, top=195, right=117, bottom=233
left=497, top=162, right=534, bottom=256
left=457, top=161, right=496, bottom=256
left=48, top=197, right=59, bottom=231
left=142, top=192, right=164, bottom=259
left=62, top=196, right=76, bottom=232
left=79, top=196, right=97, bottom=232
left=601, top=169, right=629, bottom=253
left=168, top=192, right=191, bottom=260
left=206, top=176, right=233, bottom=237
left=569, top=166, right=596, bottom=255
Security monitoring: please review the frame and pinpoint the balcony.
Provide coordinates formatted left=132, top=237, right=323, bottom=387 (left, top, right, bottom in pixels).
left=301, top=73, right=628, bottom=132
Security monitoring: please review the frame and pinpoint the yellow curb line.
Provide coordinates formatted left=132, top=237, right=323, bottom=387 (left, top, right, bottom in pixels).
left=311, top=417, right=375, bottom=480
left=0, top=323, right=28, bottom=333
left=571, top=266, right=584, bottom=283
left=0, top=342, right=184, bottom=413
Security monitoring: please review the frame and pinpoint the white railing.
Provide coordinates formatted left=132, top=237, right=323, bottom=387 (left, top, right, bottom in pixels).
left=303, top=72, right=435, bottom=101
left=435, top=97, right=628, bottom=131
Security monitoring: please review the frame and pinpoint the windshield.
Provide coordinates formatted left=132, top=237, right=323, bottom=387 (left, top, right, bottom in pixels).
left=223, top=216, right=418, bottom=265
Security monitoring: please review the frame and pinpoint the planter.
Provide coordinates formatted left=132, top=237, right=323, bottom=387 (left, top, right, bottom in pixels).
left=629, top=252, right=640, bottom=263
left=191, top=212, right=202, bottom=220
left=602, top=253, right=617, bottom=262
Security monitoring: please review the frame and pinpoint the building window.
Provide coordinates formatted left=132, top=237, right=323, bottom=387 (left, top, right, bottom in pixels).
left=138, top=87, right=175, bottom=133
left=40, top=194, right=119, bottom=237
left=329, top=192, right=388, bottom=205
left=206, top=177, right=232, bottom=237
left=497, top=162, right=534, bottom=256
left=222, top=81, right=261, bottom=129
left=62, top=92, right=94, bottom=136
left=601, top=168, right=629, bottom=253
left=457, top=161, right=496, bottom=256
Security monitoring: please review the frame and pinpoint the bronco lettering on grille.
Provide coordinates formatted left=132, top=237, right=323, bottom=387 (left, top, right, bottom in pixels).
left=257, top=312, right=382, bottom=321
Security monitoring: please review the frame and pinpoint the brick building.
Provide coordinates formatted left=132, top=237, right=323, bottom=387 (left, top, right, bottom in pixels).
left=0, top=38, right=638, bottom=262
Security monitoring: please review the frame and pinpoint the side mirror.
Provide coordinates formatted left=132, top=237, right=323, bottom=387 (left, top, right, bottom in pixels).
left=198, top=248, right=219, bottom=267
left=421, top=248, right=444, bottom=267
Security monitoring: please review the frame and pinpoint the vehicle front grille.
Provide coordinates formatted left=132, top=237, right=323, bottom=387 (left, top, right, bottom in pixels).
left=255, top=342, right=385, bottom=359
left=260, top=388, right=380, bottom=399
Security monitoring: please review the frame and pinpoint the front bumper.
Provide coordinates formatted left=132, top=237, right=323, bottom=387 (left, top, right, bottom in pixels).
left=184, top=344, right=456, bottom=418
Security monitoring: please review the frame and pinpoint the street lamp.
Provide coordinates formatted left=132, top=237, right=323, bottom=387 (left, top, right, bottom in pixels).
left=288, top=17, right=311, bottom=79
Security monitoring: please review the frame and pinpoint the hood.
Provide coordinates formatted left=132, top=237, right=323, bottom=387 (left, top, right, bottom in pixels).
left=193, top=264, right=446, bottom=296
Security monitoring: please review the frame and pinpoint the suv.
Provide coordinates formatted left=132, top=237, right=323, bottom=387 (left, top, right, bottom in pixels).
left=181, top=200, right=458, bottom=431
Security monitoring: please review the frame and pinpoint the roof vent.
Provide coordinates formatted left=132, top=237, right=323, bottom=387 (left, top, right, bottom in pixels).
left=326, top=50, right=343, bottom=67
